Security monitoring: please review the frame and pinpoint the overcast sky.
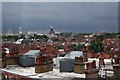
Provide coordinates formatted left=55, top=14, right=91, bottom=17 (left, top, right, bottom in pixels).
left=2, top=2, right=118, bottom=33
left=2, top=0, right=120, bottom=2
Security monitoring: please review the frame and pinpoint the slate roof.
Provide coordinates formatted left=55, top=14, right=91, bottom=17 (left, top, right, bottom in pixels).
left=24, top=50, right=40, bottom=57
left=64, top=51, right=83, bottom=59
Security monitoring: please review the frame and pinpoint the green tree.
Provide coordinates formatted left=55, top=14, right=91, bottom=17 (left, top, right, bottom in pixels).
left=19, top=35, right=26, bottom=39
left=21, top=40, right=29, bottom=45
left=52, top=38, right=59, bottom=42
left=77, top=44, right=84, bottom=50
left=2, top=35, right=19, bottom=41
left=88, top=35, right=104, bottom=53
left=55, top=45, right=64, bottom=49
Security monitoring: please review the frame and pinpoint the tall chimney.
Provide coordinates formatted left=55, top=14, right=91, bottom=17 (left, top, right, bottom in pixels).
left=83, top=45, right=88, bottom=62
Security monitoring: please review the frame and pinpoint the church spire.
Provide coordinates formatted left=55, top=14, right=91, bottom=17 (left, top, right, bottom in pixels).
left=19, top=26, right=22, bottom=35
left=49, top=26, right=55, bottom=34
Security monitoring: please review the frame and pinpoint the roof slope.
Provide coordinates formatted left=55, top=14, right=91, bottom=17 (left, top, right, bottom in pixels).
left=64, top=51, right=83, bottom=59
left=24, top=50, right=40, bottom=56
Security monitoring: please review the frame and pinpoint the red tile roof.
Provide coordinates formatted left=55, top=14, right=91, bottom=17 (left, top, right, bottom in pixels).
left=103, top=54, right=110, bottom=59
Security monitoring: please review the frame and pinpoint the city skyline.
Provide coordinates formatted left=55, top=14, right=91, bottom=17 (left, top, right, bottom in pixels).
left=2, top=2, right=118, bottom=33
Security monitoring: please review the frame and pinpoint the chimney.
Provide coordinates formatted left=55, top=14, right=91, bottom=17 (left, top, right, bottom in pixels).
left=110, top=48, right=114, bottom=65
left=113, top=64, right=120, bottom=78
left=74, top=56, right=85, bottom=74
left=35, top=56, right=53, bottom=73
left=83, top=45, right=88, bottom=62
left=114, top=57, right=119, bottom=64
left=92, top=60, right=96, bottom=68
left=110, top=48, right=114, bottom=58
left=85, top=61, right=98, bottom=78
left=99, top=57, right=104, bottom=67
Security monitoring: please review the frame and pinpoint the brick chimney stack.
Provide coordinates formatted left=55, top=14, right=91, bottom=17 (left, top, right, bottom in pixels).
left=85, top=61, right=98, bottom=78
left=35, top=56, right=53, bottom=73
left=99, top=57, right=104, bottom=67
left=83, top=45, right=88, bottom=62
left=113, top=64, right=120, bottom=78
left=113, top=56, right=120, bottom=78
left=74, top=56, right=85, bottom=74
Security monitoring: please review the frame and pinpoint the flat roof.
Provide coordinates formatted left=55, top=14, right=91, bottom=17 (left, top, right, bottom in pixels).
left=1, top=65, right=85, bottom=79
left=0, top=58, right=115, bottom=78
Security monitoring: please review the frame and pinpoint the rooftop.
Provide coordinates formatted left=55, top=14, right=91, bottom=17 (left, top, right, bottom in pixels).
left=64, top=51, right=83, bottom=59
left=1, top=65, right=85, bottom=79
left=23, top=50, right=40, bottom=56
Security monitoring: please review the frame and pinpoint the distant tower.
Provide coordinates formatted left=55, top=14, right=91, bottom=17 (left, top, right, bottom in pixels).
left=7, top=28, right=12, bottom=35
left=6, top=28, right=13, bottom=35
left=19, top=26, right=22, bottom=35
left=49, top=26, right=55, bottom=34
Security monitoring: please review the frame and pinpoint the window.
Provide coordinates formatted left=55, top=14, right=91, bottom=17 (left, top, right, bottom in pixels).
left=16, top=77, right=21, bottom=80
left=2, top=73, right=5, bottom=80
left=9, top=76, right=14, bottom=80
left=5, top=75, right=7, bottom=79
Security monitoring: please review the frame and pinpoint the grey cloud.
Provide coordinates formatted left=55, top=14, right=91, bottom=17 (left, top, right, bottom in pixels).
left=2, top=2, right=118, bottom=33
